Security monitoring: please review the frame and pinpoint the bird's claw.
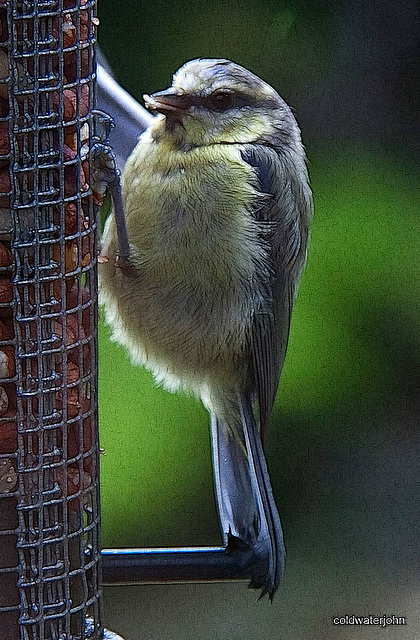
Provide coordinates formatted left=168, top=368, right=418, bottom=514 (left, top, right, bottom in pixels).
left=226, top=531, right=277, bottom=600
left=116, top=255, right=136, bottom=278
left=91, top=110, right=131, bottom=263
left=92, top=109, right=115, bottom=144
left=91, top=110, right=119, bottom=198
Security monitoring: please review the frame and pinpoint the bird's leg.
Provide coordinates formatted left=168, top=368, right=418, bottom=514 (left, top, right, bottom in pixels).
left=91, top=110, right=133, bottom=276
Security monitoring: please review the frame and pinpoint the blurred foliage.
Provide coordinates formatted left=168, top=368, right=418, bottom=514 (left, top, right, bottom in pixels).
left=97, top=0, right=331, bottom=99
left=281, top=146, right=420, bottom=416
left=99, top=320, right=218, bottom=547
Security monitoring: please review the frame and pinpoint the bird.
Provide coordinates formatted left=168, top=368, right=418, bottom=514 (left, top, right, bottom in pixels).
left=99, top=58, right=313, bottom=598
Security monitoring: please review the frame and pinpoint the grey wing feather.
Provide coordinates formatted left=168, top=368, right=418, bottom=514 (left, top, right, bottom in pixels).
left=241, top=145, right=312, bottom=432
left=96, top=57, right=155, bottom=170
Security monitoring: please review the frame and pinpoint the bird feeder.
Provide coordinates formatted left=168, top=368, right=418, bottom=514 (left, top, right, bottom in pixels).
left=0, top=1, right=102, bottom=637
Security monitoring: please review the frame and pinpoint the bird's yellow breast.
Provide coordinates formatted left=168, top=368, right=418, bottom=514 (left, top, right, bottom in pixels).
left=120, top=130, right=266, bottom=290
left=100, top=129, right=270, bottom=392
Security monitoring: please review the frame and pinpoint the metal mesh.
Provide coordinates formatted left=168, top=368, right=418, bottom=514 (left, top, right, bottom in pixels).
left=0, top=1, right=101, bottom=638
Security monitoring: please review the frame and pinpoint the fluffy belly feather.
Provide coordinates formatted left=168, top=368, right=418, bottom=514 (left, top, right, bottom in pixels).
left=99, top=137, right=269, bottom=394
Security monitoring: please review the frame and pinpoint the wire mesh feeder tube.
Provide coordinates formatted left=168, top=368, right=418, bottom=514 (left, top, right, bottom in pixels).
left=0, top=1, right=102, bottom=638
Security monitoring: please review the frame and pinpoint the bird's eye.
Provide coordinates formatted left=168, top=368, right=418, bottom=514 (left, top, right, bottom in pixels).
left=209, top=90, right=234, bottom=112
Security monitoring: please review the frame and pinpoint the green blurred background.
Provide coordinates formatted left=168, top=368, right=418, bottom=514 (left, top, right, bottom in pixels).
left=97, top=1, right=420, bottom=638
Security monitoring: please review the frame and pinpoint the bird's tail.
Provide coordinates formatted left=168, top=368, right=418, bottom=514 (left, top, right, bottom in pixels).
left=210, top=393, right=285, bottom=598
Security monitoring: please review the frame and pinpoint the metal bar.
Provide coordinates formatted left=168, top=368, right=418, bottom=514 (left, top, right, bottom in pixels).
left=101, top=547, right=253, bottom=585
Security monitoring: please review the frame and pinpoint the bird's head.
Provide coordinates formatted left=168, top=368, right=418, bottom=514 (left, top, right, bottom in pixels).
left=144, top=58, right=298, bottom=149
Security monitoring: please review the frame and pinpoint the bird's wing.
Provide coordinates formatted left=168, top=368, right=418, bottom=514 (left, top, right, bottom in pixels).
left=95, top=54, right=155, bottom=170
left=241, top=145, right=312, bottom=433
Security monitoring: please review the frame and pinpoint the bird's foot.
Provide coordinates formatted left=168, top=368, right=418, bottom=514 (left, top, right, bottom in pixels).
left=226, top=531, right=279, bottom=600
left=115, top=254, right=137, bottom=278
left=91, top=110, right=131, bottom=263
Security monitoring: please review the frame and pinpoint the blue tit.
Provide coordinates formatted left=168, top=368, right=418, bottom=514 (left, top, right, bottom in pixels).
left=99, top=58, right=313, bottom=599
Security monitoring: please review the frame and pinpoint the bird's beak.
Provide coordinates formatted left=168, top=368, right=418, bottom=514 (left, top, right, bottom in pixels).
left=144, top=88, right=191, bottom=115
